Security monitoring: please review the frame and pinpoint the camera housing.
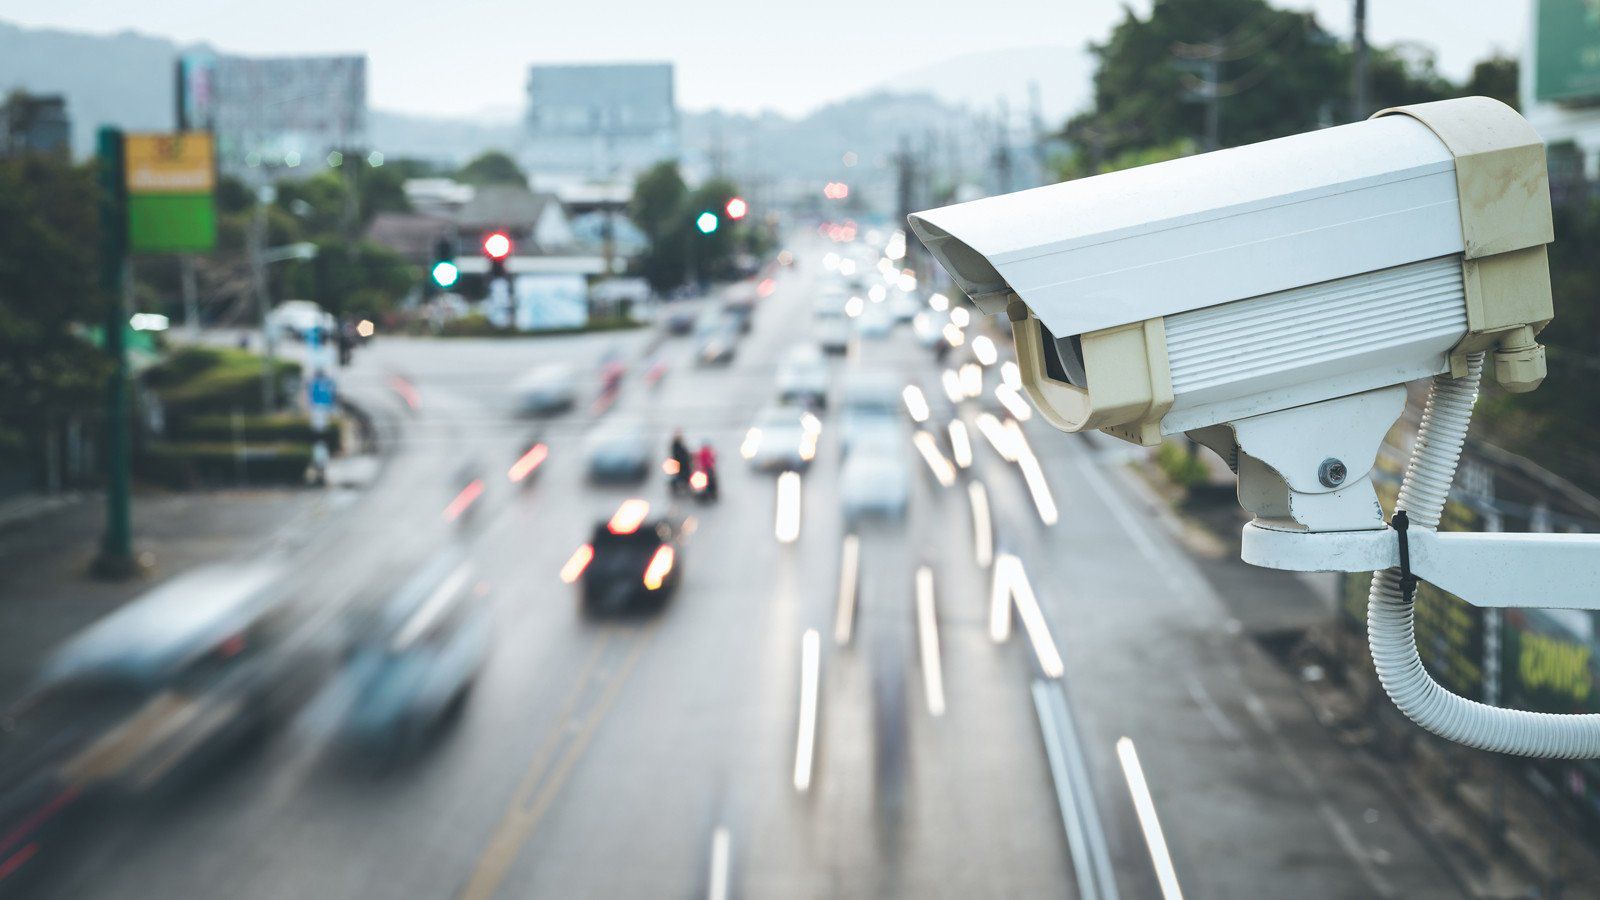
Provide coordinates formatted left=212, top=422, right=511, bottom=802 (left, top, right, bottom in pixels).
left=909, top=97, right=1553, bottom=448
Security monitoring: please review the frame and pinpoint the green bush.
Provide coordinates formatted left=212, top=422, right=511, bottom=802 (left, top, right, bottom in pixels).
left=433, top=312, right=644, bottom=338
left=147, top=347, right=300, bottom=416
left=175, top=412, right=343, bottom=453
left=1155, top=441, right=1210, bottom=489
left=136, top=441, right=313, bottom=487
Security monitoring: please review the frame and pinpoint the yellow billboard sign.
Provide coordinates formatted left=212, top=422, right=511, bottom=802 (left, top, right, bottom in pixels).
left=124, top=132, right=215, bottom=194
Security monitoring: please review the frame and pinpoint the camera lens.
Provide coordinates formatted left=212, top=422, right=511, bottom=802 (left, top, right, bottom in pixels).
left=1036, top=321, right=1088, bottom=389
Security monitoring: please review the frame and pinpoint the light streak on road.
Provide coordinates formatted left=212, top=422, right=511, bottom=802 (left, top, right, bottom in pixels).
left=988, top=557, right=1011, bottom=643
left=1117, top=737, right=1184, bottom=900
left=559, top=544, right=593, bottom=584
left=794, top=629, right=820, bottom=792
left=949, top=306, right=971, bottom=328
left=1001, top=554, right=1064, bottom=677
left=940, top=369, right=965, bottom=404
left=834, top=535, right=860, bottom=646
left=740, top=427, right=762, bottom=459
left=1003, top=419, right=1033, bottom=459
left=968, top=480, right=993, bottom=569
left=707, top=826, right=731, bottom=900
left=975, top=413, right=1018, bottom=462
left=1034, top=681, right=1122, bottom=900
left=915, top=567, right=946, bottom=717
left=1018, top=453, right=1060, bottom=526
left=943, top=323, right=965, bottom=347
left=507, top=444, right=548, bottom=482
left=911, top=431, right=957, bottom=487
left=845, top=296, right=864, bottom=318
left=995, top=384, right=1034, bottom=421
left=388, top=374, right=421, bottom=410
left=775, top=471, right=802, bottom=543
left=1001, top=360, right=1022, bottom=391
left=929, top=292, right=950, bottom=312
left=442, top=479, right=485, bottom=522
left=902, top=384, right=930, bottom=423
left=972, top=334, right=998, bottom=366
left=948, top=419, right=973, bottom=469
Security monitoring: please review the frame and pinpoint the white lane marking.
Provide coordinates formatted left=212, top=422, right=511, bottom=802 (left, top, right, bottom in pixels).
left=707, top=825, right=731, bottom=900
left=834, top=535, right=860, bottom=647
left=775, top=471, right=802, bottom=544
left=1033, top=681, right=1120, bottom=900
left=915, top=567, right=946, bottom=717
left=912, top=431, right=957, bottom=487
left=793, top=629, right=820, bottom=792
left=1184, top=677, right=1243, bottom=743
left=949, top=419, right=973, bottom=469
left=1001, top=554, right=1064, bottom=677
left=1017, top=452, right=1060, bottom=525
left=968, top=480, right=993, bottom=569
left=989, top=557, right=1012, bottom=643
left=1115, top=737, right=1184, bottom=900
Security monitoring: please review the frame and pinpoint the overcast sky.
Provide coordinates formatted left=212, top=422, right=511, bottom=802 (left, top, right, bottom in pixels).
left=0, top=0, right=1529, bottom=118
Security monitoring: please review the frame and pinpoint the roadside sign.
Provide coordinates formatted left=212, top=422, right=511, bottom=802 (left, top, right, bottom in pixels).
left=1535, top=0, right=1600, bottom=104
left=124, top=131, right=217, bottom=254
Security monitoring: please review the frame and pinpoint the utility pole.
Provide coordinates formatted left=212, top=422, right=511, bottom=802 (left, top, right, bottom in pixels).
left=1351, top=0, right=1370, bottom=121
left=250, top=184, right=277, bottom=412
left=93, top=126, right=136, bottom=578
left=1203, top=55, right=1222, bottom=152
left=180, top=254, right=200, bottom=333
left=992, top=101, right=1014, bottom=195
left=1028, top=80, right=1048, bottom=186
left=894, top=134, right=918, bottom=275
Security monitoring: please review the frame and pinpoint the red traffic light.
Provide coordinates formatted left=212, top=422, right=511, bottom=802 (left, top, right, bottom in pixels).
left=725, top=197, right=748, bottom=220
left=483, top=232, right=513, bottom=260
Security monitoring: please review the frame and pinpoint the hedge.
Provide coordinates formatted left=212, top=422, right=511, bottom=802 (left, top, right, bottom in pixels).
left=175, top=412, right=343, bottom=454
left=136, top=441, right=313, bottom=487
left=148, top=347, right=300, bottom=417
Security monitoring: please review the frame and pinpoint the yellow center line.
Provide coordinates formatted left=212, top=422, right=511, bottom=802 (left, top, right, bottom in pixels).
left=458, top=628, right=654, bottom=900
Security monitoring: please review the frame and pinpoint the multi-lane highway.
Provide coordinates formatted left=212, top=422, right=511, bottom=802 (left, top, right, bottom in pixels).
left=20, top=237, right=1464, bottom=899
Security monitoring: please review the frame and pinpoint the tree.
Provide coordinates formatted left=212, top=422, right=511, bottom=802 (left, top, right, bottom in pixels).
left=456, top=151, right=527, bottom=187
left=1465, top=54, right=1520, bottom=110
left=630, top=162, right=689, bottom=290
left=0, top=154, right=108, bottom=471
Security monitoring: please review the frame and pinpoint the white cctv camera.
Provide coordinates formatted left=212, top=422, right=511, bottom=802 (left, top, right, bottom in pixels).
left=912, top=98, right=1600, bottom=760
left=910, top=97, right=1553, bottom=535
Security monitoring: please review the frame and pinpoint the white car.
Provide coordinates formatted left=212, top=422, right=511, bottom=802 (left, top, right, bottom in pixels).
left=816, top=318, right=851, bottom=356
left=741, top=405, right=821, bottom=472
left=841, top=443, right=910, bottom=524
left=776, top=345, right=829, bottom=407
left=512, top=363, right=579, bottom=415
left=266, top=300, right=335, bottom=343
left=838, top=373, right=903, bottom=453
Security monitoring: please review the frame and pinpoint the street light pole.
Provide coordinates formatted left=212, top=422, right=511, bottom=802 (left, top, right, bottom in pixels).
left=1352, top=0, right=1370, bottom=121
left=251, top=185, right=277, bottom=412
left=93, top=126, right=136, bottom=578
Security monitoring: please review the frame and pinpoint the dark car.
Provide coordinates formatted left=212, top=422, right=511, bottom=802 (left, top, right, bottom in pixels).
left=567, top=501, right=683, bottom=615
left=663, top=306, right=698, bottom=335
left=585, top=425, right=652, bottom=483
left=721, top=299, right=756, bottom=334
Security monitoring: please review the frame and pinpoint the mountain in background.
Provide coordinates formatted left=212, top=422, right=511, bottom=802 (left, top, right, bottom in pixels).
left=878, top=45, right=1093, bottom=124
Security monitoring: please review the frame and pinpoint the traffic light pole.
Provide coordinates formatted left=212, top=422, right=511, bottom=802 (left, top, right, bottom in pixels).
left=93, top=126, right=138, bottom=578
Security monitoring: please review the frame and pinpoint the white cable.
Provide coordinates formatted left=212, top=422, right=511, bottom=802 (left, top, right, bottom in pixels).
left=1366, top=351, right=1600, bottom=757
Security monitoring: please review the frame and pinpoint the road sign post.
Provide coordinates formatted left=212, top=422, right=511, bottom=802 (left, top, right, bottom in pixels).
left=92, top=127, right=137, bottom=578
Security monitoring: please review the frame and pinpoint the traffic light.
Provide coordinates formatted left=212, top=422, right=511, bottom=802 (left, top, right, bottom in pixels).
left=483, top=231, right=513, bottom=280
left=725, top=197, right=748, bottom=220
left=430, top=238, right=459, bottom=290
left=695, top=212, right=719, bottom=235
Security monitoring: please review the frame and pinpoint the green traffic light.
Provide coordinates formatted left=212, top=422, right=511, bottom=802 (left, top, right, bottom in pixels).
left=696, top=211, right=719, bottom=235
left=431, top=260, right=460, bottom=288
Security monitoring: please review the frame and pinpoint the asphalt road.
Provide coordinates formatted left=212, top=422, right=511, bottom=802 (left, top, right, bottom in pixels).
left=22, top=237, right=1464, bottom=899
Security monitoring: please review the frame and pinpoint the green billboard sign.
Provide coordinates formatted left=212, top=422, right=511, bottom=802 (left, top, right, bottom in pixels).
left=1536, top=0, right=1600, bottom=104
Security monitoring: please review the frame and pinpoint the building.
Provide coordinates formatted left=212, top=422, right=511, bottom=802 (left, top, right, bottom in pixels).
left=181, top=52, right=367, bottom=176
left=0, top=92, right=69, bottom=157
left=522, top=63, right=677, bottom=184
left=1522, top=0, right=1600, bottom=195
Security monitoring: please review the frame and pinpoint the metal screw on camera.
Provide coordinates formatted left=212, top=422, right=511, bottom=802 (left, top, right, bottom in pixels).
left=1317, top=458, right=1347, bottom=488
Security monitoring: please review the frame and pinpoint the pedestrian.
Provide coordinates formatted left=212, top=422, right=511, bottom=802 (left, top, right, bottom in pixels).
left=668, top=429, right=692, bottom=495
left=694, top=441, right=719, bottom=500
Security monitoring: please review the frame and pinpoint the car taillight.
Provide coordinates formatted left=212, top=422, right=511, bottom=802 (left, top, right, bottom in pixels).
left=560, top=544, right=594, bottom=583
left=643, top=545, right=675, bottom=590
left=690, top=471, right=708, bottom=491
left=608, top=499, right=650, bottom=535
left=508, top=444, right=548, bottom=483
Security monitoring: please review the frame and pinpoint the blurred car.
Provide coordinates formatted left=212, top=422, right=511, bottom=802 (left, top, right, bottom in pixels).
left=0, top=559, right=328, bottom=861
left=855, top=306, right=893, bottom=340
left=812, top=293, right=847, bottom=320
left=663, top=305, right=699, bottom=335
left=585, top=424, right=652, bottom=483
left=695, top=315, right=740, bottom=366
left=776, top=344, right=829, bottom=408
left=339, top=549, right=490, bottom=749
left=816, top=317, right=851, bottom=356
left=266, top=299, right=335, bottom=343
left=889, top=291, right=921, bottom=324
left=841, top=439, right=910, bottom=524
left=741, top=404, right=821, bottom=472
left=570, top=501, right=683, bottom=615
left=839, top=373, right=903, bottom=454
left=512, top=363, right=579, bottom=415
left=912, top=310, right=947, bottom=349
left=722, top=299, right=756, bottom=334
